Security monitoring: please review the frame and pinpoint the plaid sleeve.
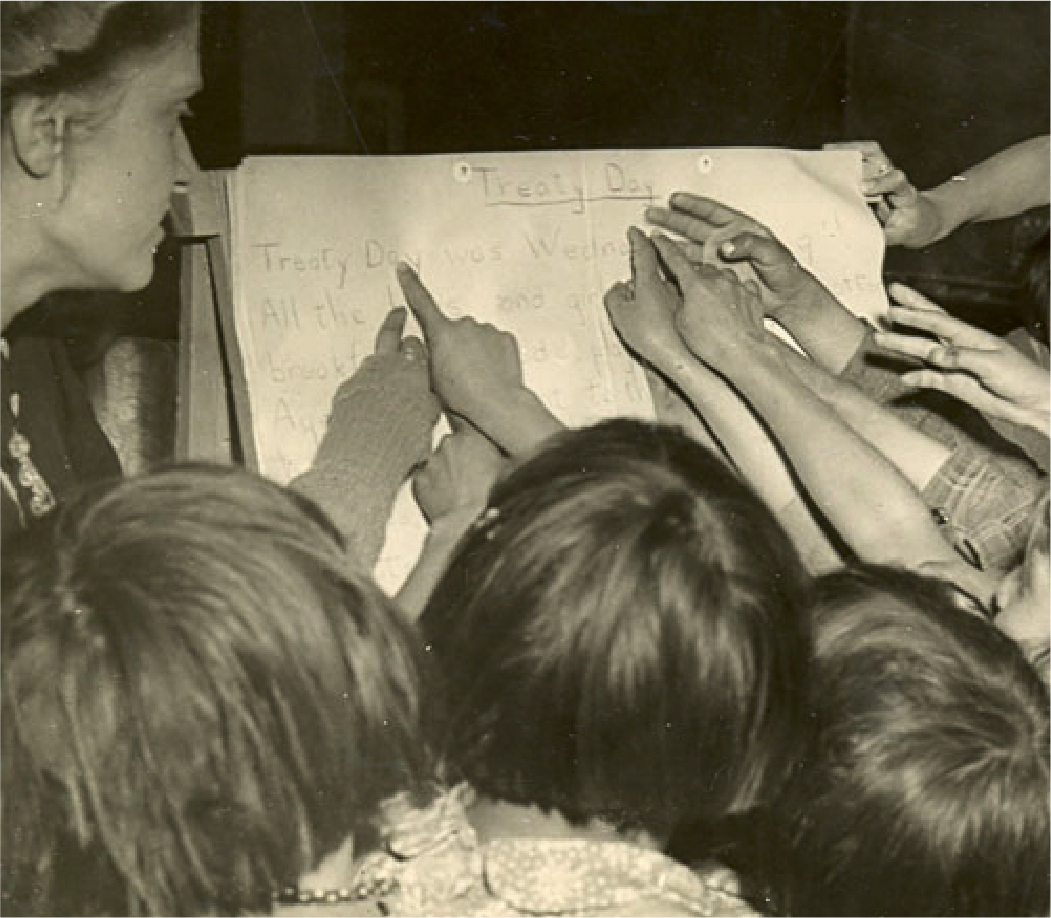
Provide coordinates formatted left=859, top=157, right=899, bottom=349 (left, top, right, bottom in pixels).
left=923, top=448, right=1049, bottom=573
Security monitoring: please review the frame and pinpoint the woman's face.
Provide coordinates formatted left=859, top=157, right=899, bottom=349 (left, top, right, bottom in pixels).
left=50, top=25, right=201, bottom=293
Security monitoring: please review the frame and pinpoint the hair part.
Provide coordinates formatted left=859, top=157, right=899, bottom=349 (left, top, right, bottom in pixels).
left=2, top=464, right=431, bottom=916
left=421, top=419, right=810, bottom=838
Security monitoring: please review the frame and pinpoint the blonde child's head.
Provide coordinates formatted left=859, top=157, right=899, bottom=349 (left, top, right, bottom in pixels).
left=2, top=465, right=431, bottom=915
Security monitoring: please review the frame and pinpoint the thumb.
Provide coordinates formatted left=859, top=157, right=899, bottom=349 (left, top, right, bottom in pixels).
left=374, top=306, right=407, bottom=355
left=627, top=225, right=664, bottom=285
left=719, top=231, right=793, bottom=273
left=604, top=281, right=633, bottom=313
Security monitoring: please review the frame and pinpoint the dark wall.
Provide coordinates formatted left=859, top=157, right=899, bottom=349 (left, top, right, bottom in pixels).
left=841, top=2, right=1049, bottom=325
left=188, top=1, right=242, bottom=168
left=173, top=2, right=1050, bottom=337
left=337, top=2, right=851, bottom=153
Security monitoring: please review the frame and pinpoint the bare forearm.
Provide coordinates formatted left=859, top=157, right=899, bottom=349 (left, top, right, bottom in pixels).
left=924, top=135, right=1051, bottom=241
left=662, top=357, right=840, bottom=569
left=768, top=281, right=869, bottom=376
left=779, top=344, right=952, bottom=493
left=396, top=510, right=476, bottom=619
left=469, top=386, right=564, bottom=458
left=709, top=339, right=959, bottom=566
left=668, top=358, right=809, bottom=515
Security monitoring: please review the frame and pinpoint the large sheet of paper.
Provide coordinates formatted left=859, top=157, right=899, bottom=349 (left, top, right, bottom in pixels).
left=224, top=149, right=887, bottom=590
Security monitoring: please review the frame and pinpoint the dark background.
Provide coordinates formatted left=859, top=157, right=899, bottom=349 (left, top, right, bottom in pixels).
left=114, top=2, right=1051, bottom=339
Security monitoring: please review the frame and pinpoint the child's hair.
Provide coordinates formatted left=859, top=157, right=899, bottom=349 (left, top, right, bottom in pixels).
left=1, top=464, right=431, bottom=916
left=760, top=564, right=1049, bottom=917
left=420, top=418, right=810, bottom=838
left=1021, top=229, right=1049, bottom=346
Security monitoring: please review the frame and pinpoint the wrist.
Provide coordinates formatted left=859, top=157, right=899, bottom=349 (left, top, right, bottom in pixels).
left=918, top=186, right=963, bottom=245
left=643, top=339, right=696, bottom=380
left=684, top=330, right=772, bottom=376
left=475, top=385, right=562, bottom=456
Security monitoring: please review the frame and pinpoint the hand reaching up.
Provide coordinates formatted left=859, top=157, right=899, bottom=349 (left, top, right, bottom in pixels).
left=412, top=414, right=508, bottom=528
left=876, top=283, right=1050, bottom=435
left=397, top=262, right=563, bottom=456
left=399, top=415, right=509, bottom=618
left=604, top=226, right=691, bottom=371
left=644, top=232, right=768, bottom=373
left=646, top=193, right=768, bottom=272
left=398, top=262, right=522, bottom=413
left=646, top=193, right=843, bottom=331
left=824, top=141, right=944, bottom=248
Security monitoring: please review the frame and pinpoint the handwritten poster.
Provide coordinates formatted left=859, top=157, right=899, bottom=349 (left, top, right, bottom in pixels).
left=222, top=148, right=887, bottom=590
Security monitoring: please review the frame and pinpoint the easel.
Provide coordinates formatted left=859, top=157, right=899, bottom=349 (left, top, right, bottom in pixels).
left=170, top=171, right=258, bottom=470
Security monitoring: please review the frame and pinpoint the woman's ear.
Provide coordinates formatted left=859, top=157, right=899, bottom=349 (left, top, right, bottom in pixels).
left=7, top=95, right=65, bottom=180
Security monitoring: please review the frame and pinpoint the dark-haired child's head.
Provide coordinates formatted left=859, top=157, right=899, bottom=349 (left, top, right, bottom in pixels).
left=420, top=418, right=810, bottom=841
left=764, top=564, right=1049, bottom=917
left=1021, top=230, right=1049, bottom=347
left=2, top=465, right=430, bottom=916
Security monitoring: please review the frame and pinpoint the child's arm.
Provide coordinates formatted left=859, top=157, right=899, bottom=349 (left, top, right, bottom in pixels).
left=667, top=357, right=843, bottom=572
left=291, top=308, right=439, bottom=571
left=646, top=231, right=963, bottom=569
left=606, top=228, right=841, bottom=570
left=776, top=341, right=952, bottom=494
left=397, top=262, right=564, bottom=457
left=826, top=136, right=1051, bottom=248
left=396, top=418, right=509, bottom=618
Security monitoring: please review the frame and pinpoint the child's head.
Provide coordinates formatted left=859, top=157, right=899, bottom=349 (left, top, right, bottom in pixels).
left=1020, top=229, right=1049, bottom=347
left=994, top=489, right=1050, bottom=672
left=2, top=465, right=430, bottom=916
left=420, top=418, right=810, bottom=840
left=764, top=564, right=1049, bottom=917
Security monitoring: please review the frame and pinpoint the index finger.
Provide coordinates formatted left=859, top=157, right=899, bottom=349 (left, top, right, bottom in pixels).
left=397, top=262, right=448, bottom=338
left=668, top=193, right=752, bottom=228
left=374, top=306, right=407, bottom=354
left=627, top=225, right=664, bottom=285
left=649, top=232, right=696, bottom=287
left=650, top=198, right=765, bottom=250
left=886, top=304, right=996, bottom=350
